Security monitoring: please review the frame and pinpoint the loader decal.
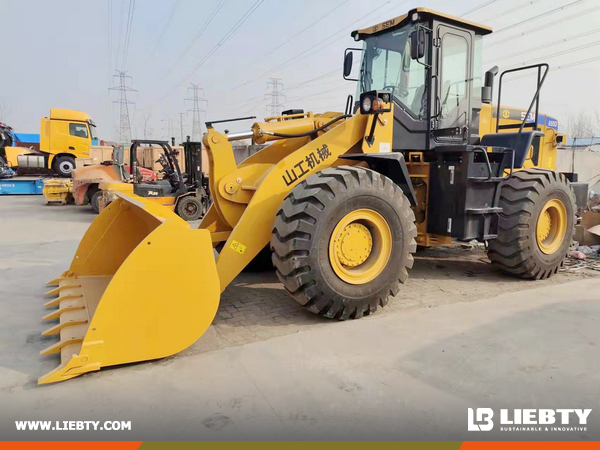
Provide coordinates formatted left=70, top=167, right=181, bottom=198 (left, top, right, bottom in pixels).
left=282, top=144, right=332, bottom=186
left=230, top=240, right=247, bottom=254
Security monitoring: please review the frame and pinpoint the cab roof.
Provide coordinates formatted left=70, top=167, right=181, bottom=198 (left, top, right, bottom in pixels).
left=49, top=108, right=92, bottom=122
left=351, top=7, right=493, bottom=40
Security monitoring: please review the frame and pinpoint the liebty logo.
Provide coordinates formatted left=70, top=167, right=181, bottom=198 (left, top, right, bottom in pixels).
left=468, top=408, right=494, bottom=431
left=468, top=408, right=592, bottom=432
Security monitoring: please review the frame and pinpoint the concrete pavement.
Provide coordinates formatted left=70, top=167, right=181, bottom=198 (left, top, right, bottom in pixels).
left=2, top=276, right=599, bottom=440
left=1, top=196, right=599, bottom=440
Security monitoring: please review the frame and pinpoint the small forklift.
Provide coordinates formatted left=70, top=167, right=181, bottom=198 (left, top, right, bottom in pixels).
left=99, top=139, right=210, bottom=221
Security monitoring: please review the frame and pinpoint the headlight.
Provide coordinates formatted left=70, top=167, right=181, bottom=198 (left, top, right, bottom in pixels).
left=362, top=96, right=372, bottom=113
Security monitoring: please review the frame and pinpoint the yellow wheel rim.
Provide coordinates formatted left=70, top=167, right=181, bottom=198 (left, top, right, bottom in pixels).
left=536, top=198, right=567, bottom=255
left=329, top=209, right=392, bottom=285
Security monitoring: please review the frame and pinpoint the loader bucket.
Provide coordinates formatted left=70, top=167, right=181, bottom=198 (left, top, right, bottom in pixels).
left=40, top=193, right=220, bottom=384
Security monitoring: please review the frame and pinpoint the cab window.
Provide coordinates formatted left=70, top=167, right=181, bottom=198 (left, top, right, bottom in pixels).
left=69, top=123, right=89, bottom=138
left=356, top=24, right=427, bottom=119
left=440, top=33, right=468, bottom=117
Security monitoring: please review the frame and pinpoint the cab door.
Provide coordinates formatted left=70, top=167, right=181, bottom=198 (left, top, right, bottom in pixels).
left=432, top=24, right=472, bottom=144
left=66, top=122, right=91, bottom=157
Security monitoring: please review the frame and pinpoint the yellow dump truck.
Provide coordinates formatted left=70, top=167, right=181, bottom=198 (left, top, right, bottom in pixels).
left=4, top=109, right=98, bottom=177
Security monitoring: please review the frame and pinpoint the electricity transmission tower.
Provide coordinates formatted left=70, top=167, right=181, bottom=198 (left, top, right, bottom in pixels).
left=109, top=70, right=136, bottom=145
left=185, top=83, right=207, bottom=140
left=265, top=78, right=286, bottom=117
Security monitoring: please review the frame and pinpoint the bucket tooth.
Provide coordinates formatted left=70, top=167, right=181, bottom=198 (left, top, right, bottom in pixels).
left=40, top=337, right=84, bottom=356
left=42, top=310, right=88, bottom=336
left=46, top=271, right=68, bottom=286
left=43, top=297, right=85, bottom=321
left=38, top=342, right=101, bottom=385
left=40, top=324, right=87, bottom=356
left=45, top=281, right=81, bottom=297
left=44, top=287, right=83, bottom=307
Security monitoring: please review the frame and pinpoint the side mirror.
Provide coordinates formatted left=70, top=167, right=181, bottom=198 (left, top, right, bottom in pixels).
left=343, top=48, right=361, bottom=81
left=343, top=52, right=353, bottom=78
left=410, top=28, right=425, bottom=60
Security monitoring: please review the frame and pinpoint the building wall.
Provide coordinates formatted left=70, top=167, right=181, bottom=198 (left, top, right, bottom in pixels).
left=556, top=146, right=600, bottom=192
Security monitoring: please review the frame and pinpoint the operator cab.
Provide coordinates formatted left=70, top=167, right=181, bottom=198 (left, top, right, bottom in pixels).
left=347, top=8, right=492, bottom=151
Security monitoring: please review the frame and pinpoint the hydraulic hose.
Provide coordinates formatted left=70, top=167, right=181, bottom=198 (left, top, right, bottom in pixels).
left=264, top=114, right=352, bottom=139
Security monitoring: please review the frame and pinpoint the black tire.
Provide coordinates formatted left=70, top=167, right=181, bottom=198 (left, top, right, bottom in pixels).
left=87, top=185, right=101, bottom=213
left=53, top=155, right=76, bottom=177
left=176, top=195, right=203, bottom=221
left=270, top=166, right=417, bottom=320
left=488, top=169, right=576, bottom=279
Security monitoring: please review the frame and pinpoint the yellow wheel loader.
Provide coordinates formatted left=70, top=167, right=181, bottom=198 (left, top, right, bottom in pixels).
left=41, top=7, right=585, bottom=384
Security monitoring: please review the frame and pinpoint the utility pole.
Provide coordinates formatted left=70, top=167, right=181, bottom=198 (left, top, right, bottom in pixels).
left=161, top=115, right=174, bottom=140
left=185, top=83, right=207, bottom=141
left=109, top=70, right=136, bottom=145
left=179, top=112, right=187, bottom=143
left=265, top=78, right=286, bottom=117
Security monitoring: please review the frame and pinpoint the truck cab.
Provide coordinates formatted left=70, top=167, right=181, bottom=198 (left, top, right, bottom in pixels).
left=40, top=108, right=98, bottom=176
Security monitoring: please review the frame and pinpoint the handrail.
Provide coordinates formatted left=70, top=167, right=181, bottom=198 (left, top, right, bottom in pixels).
left=495, top=63, right=549, bottom=152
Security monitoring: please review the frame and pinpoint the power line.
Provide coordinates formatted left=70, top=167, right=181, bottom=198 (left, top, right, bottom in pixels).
left=167, top=0, right=226, bottom=71
left=504, top=39, right=600, bottom=69
left=121, top=0, right=136, bottom=70
left=244, top=0, right=350, bottom=68
left=109, top=70, right=136, bottom=145
left=114, top=0, right=126, bottom=69
left=264, top=78, right=286, bottom=116
left=485, top=27, right=600, bottom=64
left=504, top=55, right=600, bottom=82
left=151, top=0, right=181, bottom=56
left=146, top=0, right=263, bottom=108
left=227, top=0, right=498, bottom=98
left=486, top=3, right=600, bottom=48
left=222, top=0, right=499, bottom=115
left=228, top=68, right=342, bottom=112
left=234, top=0, right=502, bottom=116
left=459, top=0, right=497, bottom=17
left=234, top=0, right=500, bottom=116
left=286, top=68, right=340, bottom=91
left=287, top=83, right=351, bottom=103
left=478, top=0, right=542, bottom=24
left=180, top=0, right=263, bottom=81
left=231, top=0, right=398, bottom=92
left=492, top=0, right=585, bottom=35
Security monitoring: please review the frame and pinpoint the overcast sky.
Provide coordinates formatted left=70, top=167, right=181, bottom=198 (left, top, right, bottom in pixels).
left=2, top=0, right=599, bottom=141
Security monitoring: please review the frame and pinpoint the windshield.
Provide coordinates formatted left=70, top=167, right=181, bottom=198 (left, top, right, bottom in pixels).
left=89, top=124, right=98, bottom=140
left=356, top=24, right=427, bottom=119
